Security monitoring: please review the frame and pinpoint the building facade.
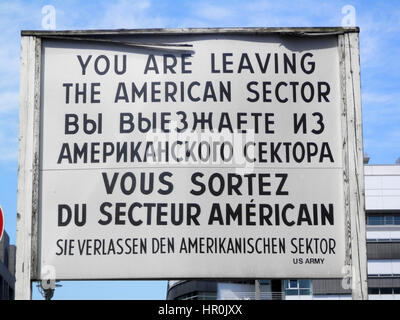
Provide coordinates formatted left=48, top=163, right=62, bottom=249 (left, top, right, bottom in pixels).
left=0, top=231, right=16, bottom=300
left=167, top=164, right=400, bottom=300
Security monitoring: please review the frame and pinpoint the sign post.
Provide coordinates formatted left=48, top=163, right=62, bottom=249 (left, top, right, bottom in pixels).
left=16, top=27, right=367, bottom=299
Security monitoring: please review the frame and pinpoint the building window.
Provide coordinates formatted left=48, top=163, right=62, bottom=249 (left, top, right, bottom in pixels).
left=288, top=280, right=298, bottom=289
left=176, top=291, right=217, bottom=300
left=367, top=238, right=400, bottom=242
left=367, top=214, right=400, bottom=226
left=368, top=287, right=400, bottom=295
left=284, top=280, right=312, bottom=296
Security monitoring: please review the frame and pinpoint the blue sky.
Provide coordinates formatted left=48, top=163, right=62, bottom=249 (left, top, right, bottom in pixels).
left=0, top=0, right=399, bottom=299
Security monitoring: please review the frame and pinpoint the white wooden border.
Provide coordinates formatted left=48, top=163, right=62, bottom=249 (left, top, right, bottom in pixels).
left=340, top=32, right=368, bottom=300
left=15, top=36, right=41, bottom=300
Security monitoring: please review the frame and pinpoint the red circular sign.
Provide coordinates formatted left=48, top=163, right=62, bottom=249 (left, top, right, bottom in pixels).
left=0, top=206, right=4, bottom=241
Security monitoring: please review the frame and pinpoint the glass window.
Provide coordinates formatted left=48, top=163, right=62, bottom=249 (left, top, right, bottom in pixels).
left=375, top=216, right=384, bottom=224
left=176, top=291, right=217, bottom=300
left=367, top=214, right=400, bottom=226
left=368, top=288, right=379, bottom=294
left=380, top=288, right=393, bottom=295
left=285, top=289, right=299, bottom=296
left=384, top=216, right=394, bottom=225
left=288, top=280, right=298, bottom=289
left=299, top=289, right=311, bottom=295
left=284, top=279, right=312, bottom=296
left=367, top=216, right=383, bottom=225
left=299, top=279, right=311, bottom=288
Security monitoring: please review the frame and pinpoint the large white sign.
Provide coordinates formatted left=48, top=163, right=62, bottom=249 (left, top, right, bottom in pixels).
left=38, top=33, right=348, bottom=280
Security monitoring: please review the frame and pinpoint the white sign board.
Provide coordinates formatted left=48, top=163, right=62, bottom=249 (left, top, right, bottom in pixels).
left=17, top=29, right=366, bottom=286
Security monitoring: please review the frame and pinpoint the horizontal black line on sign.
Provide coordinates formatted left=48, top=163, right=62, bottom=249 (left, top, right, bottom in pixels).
left=40, top=166, right=344, bottom=171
